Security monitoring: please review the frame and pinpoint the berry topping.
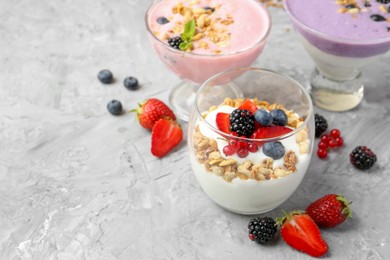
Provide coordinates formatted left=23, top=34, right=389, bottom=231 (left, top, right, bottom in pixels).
left=98, top=69, right=114, bottom=84
left=237, top=148, right=249, bottom=158
left=350, top=146, right=377, bottom=170
left=238, top=99, right=258, bottom=114
left=250, top=126, right=293, bottom=146
left=248, top=217, right=277, bottom=244
left=262, top=142, right=285, bottom=160
left=223, top=145, right=237, bottom=156
left=306, top=194, right=352, bottom=228
left=376, top=0, right=390, bottom=4
left=123, top=76, right=139, bottom=90
left=270, top=109, right=288, bottom=126
left=370, top=14, right=386, bottom=22
left=317, top=149, right=327, bottom=159
left=276, top=211, right=328, bottom=257
left=131, top=98, right=176, bottom=130
left=156, top=16, right=169, bottom=24
left=314, top=114, right=328, bottom=138
left=248, top=143, right=258, bottom=153
left=203, top=6, right=215, bottom=12
left=254, top=109, right=273, bottom=126
left=107, top=100, right=123, bottom=116
left=229, top=109, right=255, bottom=137
left=151, top=119, right=183, bottom=158
left=168, top=36, right=183, bottom=49
left=216, top=112, right=231, bottom=134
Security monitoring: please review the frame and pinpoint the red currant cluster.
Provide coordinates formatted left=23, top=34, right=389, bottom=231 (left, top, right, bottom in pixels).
left=317, top=129, right=344, bottom=159
left=223, top=139, right=258, bottom=158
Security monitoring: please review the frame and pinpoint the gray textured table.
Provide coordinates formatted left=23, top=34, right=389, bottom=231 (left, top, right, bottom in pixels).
left=0, top=1, right=389, bottom=259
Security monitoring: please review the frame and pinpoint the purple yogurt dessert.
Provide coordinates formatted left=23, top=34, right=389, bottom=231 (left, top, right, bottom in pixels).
left=285, top=0, right=390, bottom=58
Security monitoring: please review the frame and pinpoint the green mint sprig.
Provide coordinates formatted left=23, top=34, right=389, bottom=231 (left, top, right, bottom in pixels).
left=179, top=19, right=196, bottom=51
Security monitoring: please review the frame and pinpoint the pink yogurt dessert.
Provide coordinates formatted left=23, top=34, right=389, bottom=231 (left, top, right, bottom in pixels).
left=146, top=0, right=271, bottom=84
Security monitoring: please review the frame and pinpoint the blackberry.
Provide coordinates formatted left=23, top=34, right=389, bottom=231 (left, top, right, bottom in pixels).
left=168, top=36, right=183, bottom=49
left=315, top=114, right=328, bottom=138
left=229, top=109, right=255, bottom=137
left=248, top=217, right=277, bottom=244
left=350, top=146, right=377, bottom=170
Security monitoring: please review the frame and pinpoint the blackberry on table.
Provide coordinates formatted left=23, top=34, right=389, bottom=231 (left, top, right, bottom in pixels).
left=229, top=109, right=255, bottom=137
left=350, top=146, right=377, bottom=170
left=168, top=36, right=183, bottom=50
left=315, top=114, right=328, bottom=138
left=248, top=217, right=277, bottom=244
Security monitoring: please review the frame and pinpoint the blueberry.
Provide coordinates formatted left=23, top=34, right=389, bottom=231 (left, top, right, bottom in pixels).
left=204, top=6, right=215, bottom=12
left=107, top=100, right=123, bottom=116
left=270, top=109, right=287, bottom=126
left=156, top=17, right=169, bottom=25
left=254, top=109, right=273, bottom=126
left=98, top=69, right=114, bottom=84
left=123, top=76, right=139, bottom=90
left=262, top=142, right=285, bottom=160
left=370, top=14, right=386, bottom=22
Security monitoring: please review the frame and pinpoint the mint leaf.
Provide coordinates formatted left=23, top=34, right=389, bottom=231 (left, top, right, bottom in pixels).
left=180, top=19, right=196, bottom=51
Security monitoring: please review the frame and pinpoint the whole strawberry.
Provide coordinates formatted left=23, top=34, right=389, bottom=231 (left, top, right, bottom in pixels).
left=306, top=194, right=352, bottom=228
left=132, top=98, right=176, bottom=130
left=276, top=210, right=328, bottom=257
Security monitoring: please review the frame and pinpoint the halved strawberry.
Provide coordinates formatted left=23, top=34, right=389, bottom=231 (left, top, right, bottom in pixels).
left=151, top=119, right=183, bottom=158
left=277, top=211, right=328, bottom=257
left=250, top=126, right=293, bottom=146
left=238, top=99, right=258, bottom=114
left=216, top=112, right=231, bottom=134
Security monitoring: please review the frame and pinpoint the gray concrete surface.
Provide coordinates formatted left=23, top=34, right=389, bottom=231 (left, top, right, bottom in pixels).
left=0, top=0, right=389, bottom=259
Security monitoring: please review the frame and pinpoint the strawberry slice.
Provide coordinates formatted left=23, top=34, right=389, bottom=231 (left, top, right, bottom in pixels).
left=276, top=211, right=328, bottom=257
left=216, top=112, right=231, bottom=134
left=238, top=99, right=258, bottom=114
left=250, top=126, right=293, bottom=146
left=151, top=119, right=183, bottom=158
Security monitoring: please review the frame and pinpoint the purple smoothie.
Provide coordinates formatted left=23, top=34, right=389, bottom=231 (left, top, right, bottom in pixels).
left=285, top=0, right=390, bottom=57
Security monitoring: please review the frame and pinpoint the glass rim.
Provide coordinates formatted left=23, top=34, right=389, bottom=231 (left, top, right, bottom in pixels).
left=144, top=0, right=272, bottom=57
left=283, top=0, right=390, bottom=45
left=194, top=67, right=314, bottom=142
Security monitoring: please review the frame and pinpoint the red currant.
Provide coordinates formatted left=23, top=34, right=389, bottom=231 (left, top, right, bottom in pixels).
left=237, top=148, right=249, bottom=158
left=223, top=145, right=236, bottom=156
left=321, top=134, right=330, bottom=143
left=238, top=141, right=248, bottom=149
left=228, top=139, right=238, bottom=147
left=328, top=139, right=337, bottom=148
left=335, top=137, right=344, bottom=147
left=248, top=143, right=258, bottom=153
left=330, top=128, right=340, bottom=138
left=249, top=234, right=255, bottom=241
left=317, top=148, right=328, bottom=159
left=318, top=141, right=327, bottom=149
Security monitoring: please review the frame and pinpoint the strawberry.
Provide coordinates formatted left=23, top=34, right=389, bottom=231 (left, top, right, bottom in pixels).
left=151, top=118, right=183, bottom=158
left=250, top=126, right=293, bottom=146
left=306, top=194, right=352, bottom=228
left=238, top=99, right=258, bottom=114
left=216, top=112, right=231, bottom=134
left=132, top=98, right=176, bottom=130
left=276, top=211, right=328, bottom=257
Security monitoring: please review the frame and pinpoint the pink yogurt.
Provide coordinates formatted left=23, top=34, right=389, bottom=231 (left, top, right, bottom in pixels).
left=146, top=0, right=271, bottom=84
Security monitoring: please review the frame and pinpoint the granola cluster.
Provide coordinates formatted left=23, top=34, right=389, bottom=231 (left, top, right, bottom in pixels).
left=193, top=98, right=310, bottom=183
left=155, top=1, right=234, bottom=53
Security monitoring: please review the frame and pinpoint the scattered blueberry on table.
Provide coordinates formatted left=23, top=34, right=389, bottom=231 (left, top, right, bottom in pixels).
left=98, top=69, right=114, bottom=84
left=107, top=100, right=123, bottom=116
left=124, top=76, right=139, bottom=90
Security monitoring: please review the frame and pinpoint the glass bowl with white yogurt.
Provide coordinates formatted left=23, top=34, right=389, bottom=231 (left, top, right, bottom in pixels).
left=188, top=68, right=314, bottom=215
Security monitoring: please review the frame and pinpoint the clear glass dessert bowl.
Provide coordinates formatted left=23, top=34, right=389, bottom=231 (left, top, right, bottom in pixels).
left=145, top=0, right=271, bottom=121
left=284, top=0, right=390, bottom=112
left=188, top=68, right=315, bottom=215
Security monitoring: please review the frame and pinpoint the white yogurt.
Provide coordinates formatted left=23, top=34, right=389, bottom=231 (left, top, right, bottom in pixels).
left=191, top=105, right=312, bottom=214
